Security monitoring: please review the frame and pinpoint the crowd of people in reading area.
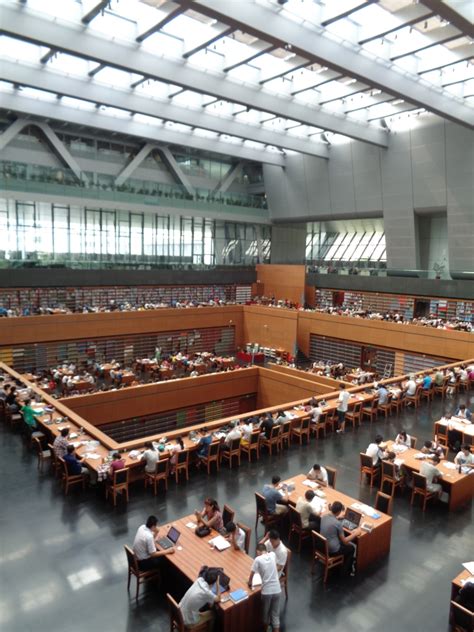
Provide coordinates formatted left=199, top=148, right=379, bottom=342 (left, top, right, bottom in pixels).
left=19, top=349, right=245, bottom=399
left=0, top=296, right=236, bottom=317
left=249, top=296, right=474, bottom=332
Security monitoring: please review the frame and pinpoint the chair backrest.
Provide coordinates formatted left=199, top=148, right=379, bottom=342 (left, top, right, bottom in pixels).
left=156, top=458, right=169, bottom=475
left=437, top=424, right=447, bottom=438
left=177, top=450, right=189, bottom=465
left=166, top=593, right=185, bottom=631
left=450, top=600, right=474, bottom=631
left=381, top=459, right=396, bottom=479
left=208, top=441, right=220, bottom=457
left=301, top=417, right=310, bottom=430
left=255, top=492, right=268, bottom=516
left=59, top=457, right=68, bottom=477
left=413, top=472, right=427, bottom=492
left=32, top=435, right=42, bottom=454
left=229, top=437, right=241, bottom=451
left=124, top=545, right=139, bottom=574
left=353, top=401, right=363, bottom=415
left=281, top=420, right=291, bottom=436
left=409, top=436, right=417, bottom=449
left=114, top=468, right=129, bottom=485
left=311, top=530, right=329, bottom=559
left=222, top=504, right=235, bottom=526
left=371, top=397, right=379, bottom=411
left=360, top=452, right=374, bottom=469
left=289, top=505, right=303, bottom=529
left=270, top=425, right=280, bottom=440
left=325, top=466, right=337, bottom=489
left=237, top=522, right=251, bottom=554
left=375, top=491, right=392, bottom=515
left=249, top=430, right=260, bottom=446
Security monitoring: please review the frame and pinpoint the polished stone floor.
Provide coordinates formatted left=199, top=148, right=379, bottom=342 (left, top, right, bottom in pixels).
left=1, top=391, right=472, bottom=632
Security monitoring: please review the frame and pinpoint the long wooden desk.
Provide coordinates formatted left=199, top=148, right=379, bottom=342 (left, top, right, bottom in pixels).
left=281, top=473, right=392, bottom=572
left=450, top=569, right=474, bottom=624
left=435, top=418, right=474, bottom=445
left=160, top=514, right=261, bottom=632
left=386, top=442, right=474, bottom=511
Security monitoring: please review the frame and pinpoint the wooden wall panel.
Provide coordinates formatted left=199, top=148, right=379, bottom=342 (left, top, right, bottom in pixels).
left=304, top=285, right=316, bottom=307
left=64, top=367, right=259, bottom=424
left=256, top=367, right=320, bottom=408
left=0, top=306, right=244, bottom=347
left=243, top=306, right=298, bottom=353
left=297, top=311, right=474, bottom=361
left=256, top=264, right=306, bottom=304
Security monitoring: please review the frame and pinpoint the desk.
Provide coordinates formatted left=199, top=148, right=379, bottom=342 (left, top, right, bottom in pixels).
left=282, top=473, right=392, bottom=572
left=386, top=442, right=474, bottom=511
left=450, top=569, right=474, bottom=623
left=320, top=392, right=373, bottom=413
left=160, top=515, right=261, bottom=632
left=121, top=372, right=135, bottom=385
left=435, top=418, right=474, bottom=445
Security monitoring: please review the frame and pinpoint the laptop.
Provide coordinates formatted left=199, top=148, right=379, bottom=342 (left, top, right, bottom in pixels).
left=341, top=508, right=362, bottom=531
left=157, top=526, right=181, bottom=550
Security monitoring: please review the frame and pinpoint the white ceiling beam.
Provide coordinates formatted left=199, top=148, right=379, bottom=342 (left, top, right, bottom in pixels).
left=0, top=117, right=30, bottom=151
left=358, top=4, right=435, bottom=44
left=321, top=0, right=377, bottom=27
left=1, top=60, right=329, bottom=158
left=182, top=0, right=474, bottom=129
left=34, top=121, right=85, bottom=181
left=183, top=26, right=234, bottom=59
left=115, top=143, right=156, bottom=186
left=0, top=3, right=386, bottom=146
left=213, top=161, right=243, bottom=193
left=156, top=146, right=196, bottom=196
left=82, top=1, right=109, bottom=25
left=0, top=92, right=286, bottom=166
left=136, top=7, right=184, bottom=43
left=421, top=0, right=474, bottom=38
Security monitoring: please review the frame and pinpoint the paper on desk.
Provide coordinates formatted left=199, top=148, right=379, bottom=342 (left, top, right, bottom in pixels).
left=186, top=522, right=197, bottom=530
left=302, top=479, right=317, bottom=489
left=392, top=445, right=408, bottom=454
left=462, top=562, right=474, bottom=574
left=414, top=453, right=428, bottom=459
left=394, top=459, right=404, bottom=467
left=442, top=462, right=457, bottom=470
left=83, top=453, right=101, bottom=460
left=209, top=535, right=231, bottom=551
left=252, top=573, right=262, bottom=588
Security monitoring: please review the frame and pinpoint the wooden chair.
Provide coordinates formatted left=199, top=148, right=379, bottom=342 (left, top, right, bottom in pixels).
left=378, top=393, right=392, bottom=419
left=345, top=401, right=363, bottom=431
left=391, top=392, right=406, bottom=415
left=222, top=504, right=235, bottom=526
left=310, top=411, right=328, bottom=439
left=406, top=384, right=422, bottom=408
left=290, top=416, right=311, bottom=445
left=254, top=492, right=281, bottom=531
left=409, top=435, right=417, bottom=449
left=288, top=506, right=311, bottom=553
left=279, top=420, right=292, bottom=450
left=375, top=491, right=393, bottom=515
left=59, top=457, right=87, bottom=495
left=221, top=437, right=241, bottom=468
left=434, top=376, right=449, bottom=399
left=124, top=545, right=160, bottom=604
left=325, top=466, right=337, bottom=489
left=362, top=397, right=379, bottom=424
left=236, top=522, right=251, bottom=554
left=420, top=383, right=434, bottom=403
left=450, top=600, right=474, bottom=632
left=48, top=442, right=61, bottom=477
left=241, top=430, right=260, bottom=462
left=144, top=458, right=169, bottom=495
left=311, top=530, right=344, bottom=583
left=359, top=452, right=379, bottom=488
left=325, top=409, right=338, bottom=434
left=260, top=425, right=281, bottom=455
left=458, top=378, right=470, bottom=393
left=435, top=423, right=449, bottom=448
left=410, top=472, right=437, bottom=511
left=280, top=549, right=291, bottom=600
left=175, top=450, right=190, bottom=483
left=166, top=592, right=208, bottom=632
left=32, top=435, right=51, bottom=472
left=106, top=468, right=129, bottom=506
left=199, top=441, right=220, bottom=474
left=380, top=459, right=402, bottom=496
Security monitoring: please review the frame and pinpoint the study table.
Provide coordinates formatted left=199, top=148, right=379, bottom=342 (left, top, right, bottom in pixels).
left=450, top=569, right=474, bottom=624
left=281, top=473, right=392, bottom=572
left=385, top=442, right=474, bottom=511
left=435, top=417, right=474, bottom=446
left=159, top=514, right=261, bottom=632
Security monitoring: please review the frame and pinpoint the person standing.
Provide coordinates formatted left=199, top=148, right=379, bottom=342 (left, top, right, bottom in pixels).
left=248, top=544, right=281, bottom=632
left=336, top=384, right=350, bottom=434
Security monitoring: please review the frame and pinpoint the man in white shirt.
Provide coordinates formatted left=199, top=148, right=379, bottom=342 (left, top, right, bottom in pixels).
left=260, top=529, right=288, bottom=577
left=306, top=463, right=328, bottom=486
left=454, top=445, right=474, bottom=469
left=366, top=435, right=387, bottom=467
left=240, top=419, right=254, bottom=443
left=307, top=399, right=323, bottom=423
left=132, top=515, right=175, bottom=570
left=405, top=375, right=417, bottom=397
left=223, top=421, right=242, bottom=448
left=141, top=442, right=159, bottom=474
left=248, top=545, right=281, bottom=632
left=336, top=383, right=350, bottom=433
left=179, top=569, right=220, bottom=628
left=224, top=521, right=246, bottom=551
left=420, top=455, right=443, bottom=498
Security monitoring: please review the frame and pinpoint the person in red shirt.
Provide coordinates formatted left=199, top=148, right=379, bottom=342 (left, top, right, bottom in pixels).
left=108, top=452, right=126, bottom=479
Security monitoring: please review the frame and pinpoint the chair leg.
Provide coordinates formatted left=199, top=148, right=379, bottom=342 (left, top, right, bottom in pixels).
left=136, top=577, right=140, bottom=603
left=127, top=570, right=131, bottom=591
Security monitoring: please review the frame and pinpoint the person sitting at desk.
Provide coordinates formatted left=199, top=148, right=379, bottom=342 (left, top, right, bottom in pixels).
left=262, top=476, right=289, bottom=515
left=455, top=404, right=472, bottom=421
left=420, top=454, right=443, bottom=499
left=195, top=498, right=224, bottom=532
left=384, top=451, right=404, bottom=483
left=259, top=413, right=275, bottom=439
left=395, top=430, right=411, bottom=447
left=434, top=369, right=444, bottom=387
left=320, top=501, right=362, bottom=576
left=132, top=515, right=175, bottom=571
left=196, top=428, right=213, bottom=459
left=223, top=521, right=246, bottom=551
left=169, top=437, right=184, bottom=475
left=306, top=463, right=328, bottom=486
left=377, top=384, right=389, bottom=406
left=295, top=489, right=321, bottom=531
left=248, top=544, right=281, bottom=632
left=141, top=441, right=159, bottom=474
left=422, top=372, right=432, bottom=390
left=108, top=452, right=126, bottom=478
left=274, top=410, right=288, bottom=425
left=308, top=399, right=323, bottom=423
left=260, top=529, right=288, bottom=577
left=179, top=568, right=220, bottom=631
left=5, top=385, right=20, bottom=412
left=240, top=418, right=255, bottom=445
left=64, top=444, right=89, bottom=478
left=454, top=445, right=474, bottom=468
left=421, top=440, right=445, bottom=457
left=223, top=420, right=242, bottom=449
left=53, top=427, right=70, bottom=459
left=405, top=375, right=417, bottom=397
left=366, top=435, right=387, bottom=468
left=455, top=582, right=474, bottom=612
left=20, top=398, right=41, bottom=433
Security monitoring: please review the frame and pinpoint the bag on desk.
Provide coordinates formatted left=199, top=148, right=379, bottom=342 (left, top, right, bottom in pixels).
left=195, top=525, right=211, bottom=538
left=199, top=566, right=230, bottom=590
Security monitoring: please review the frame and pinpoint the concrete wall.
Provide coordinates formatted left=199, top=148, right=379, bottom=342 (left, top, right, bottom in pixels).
left=264, top=116, right=474, bottom=273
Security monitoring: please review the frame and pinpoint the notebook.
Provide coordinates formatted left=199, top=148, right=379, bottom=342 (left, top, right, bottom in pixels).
left=209, top=535, right=231, bottom=551
left=230, top=588, right=248, bottom=603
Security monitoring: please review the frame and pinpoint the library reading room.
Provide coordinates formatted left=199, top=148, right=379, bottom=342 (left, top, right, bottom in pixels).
left=0, top=1, right=473, bottom=632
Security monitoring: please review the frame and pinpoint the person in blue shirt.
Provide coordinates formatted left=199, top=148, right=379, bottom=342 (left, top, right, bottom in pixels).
left=64, top=444, right=89, bottom=477
left=422, top=373, right=432, bottom=390
left=377, top=384, right=389, bottom=405
left=262, top=476, right=289, bottom=515
left=196, top=428, right=213, bottom=458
